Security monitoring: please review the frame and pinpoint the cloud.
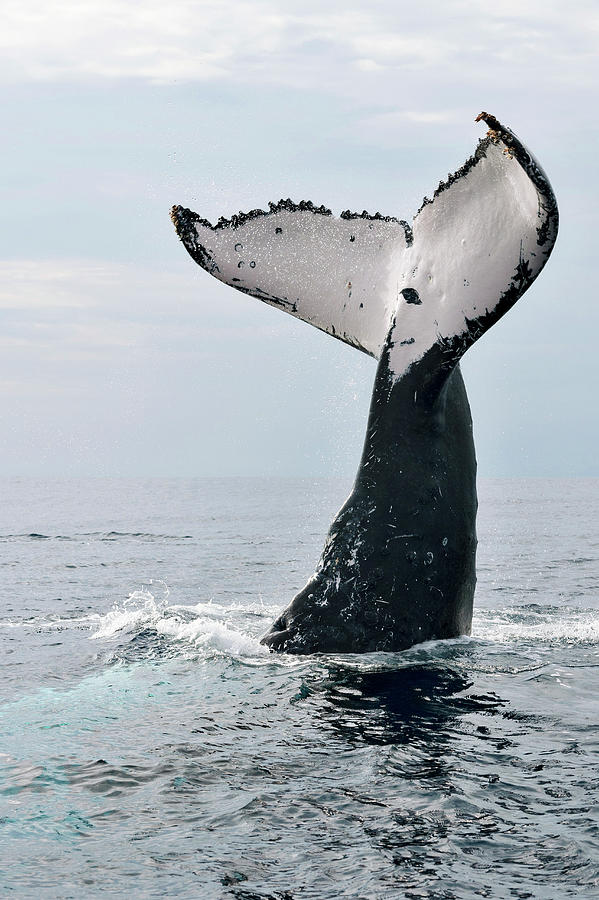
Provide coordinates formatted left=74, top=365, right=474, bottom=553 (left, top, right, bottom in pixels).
left=0, top=0, right=286, bottom=83
left=0, top=257, right=296, bottom=369
left=2, top=0, right=597, bottom=99
left=0, top=260, right=109, bottom=310
left=0, top=255, right=375, bottom=476
left=362, top=108, right=459, bottom=130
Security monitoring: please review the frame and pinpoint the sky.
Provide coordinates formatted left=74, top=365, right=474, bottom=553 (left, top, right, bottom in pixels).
left=1, top=0, right=598, bottom=478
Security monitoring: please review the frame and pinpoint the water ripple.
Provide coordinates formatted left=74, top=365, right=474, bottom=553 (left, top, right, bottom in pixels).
left=1, top=477, right=598, bottom=898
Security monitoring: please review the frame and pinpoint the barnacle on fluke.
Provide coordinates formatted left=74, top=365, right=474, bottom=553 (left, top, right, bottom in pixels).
left=171, top=112, right=558, bottom=654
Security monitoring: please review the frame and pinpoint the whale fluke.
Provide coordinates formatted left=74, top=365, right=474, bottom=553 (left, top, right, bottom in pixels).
left=171, top=113, right=558, bottom=654
left=172, top=113, right=557, bottom=374
left=171, top=199, right=410, bottom=357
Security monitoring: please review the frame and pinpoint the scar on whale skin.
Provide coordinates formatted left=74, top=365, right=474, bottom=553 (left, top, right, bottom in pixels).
left=171, top=112, right=559, bottom=654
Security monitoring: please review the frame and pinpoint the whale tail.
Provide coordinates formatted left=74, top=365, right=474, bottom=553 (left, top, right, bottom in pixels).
left=171, top=113, right=558, bottom=380
left=171, top=112, right=558, bottom=654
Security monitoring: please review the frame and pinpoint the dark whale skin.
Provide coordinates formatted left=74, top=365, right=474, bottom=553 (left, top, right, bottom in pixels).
left=261, top=327, right=477, bottom=654
left=260, top=114, right=558, bottom=654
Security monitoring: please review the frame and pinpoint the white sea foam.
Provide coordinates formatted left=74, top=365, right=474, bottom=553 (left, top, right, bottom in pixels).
left=154, top=615, right=269, bottom=656
left=91, top=586, right=271, bottom=658
left=473, top=607, right=599, bottom=646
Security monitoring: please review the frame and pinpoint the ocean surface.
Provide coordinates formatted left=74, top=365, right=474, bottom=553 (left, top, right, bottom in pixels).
left=1, top=476, right=598, bottom=899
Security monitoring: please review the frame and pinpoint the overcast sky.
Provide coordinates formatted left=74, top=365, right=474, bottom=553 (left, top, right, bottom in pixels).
left=1, top=0, right=597, bottom=477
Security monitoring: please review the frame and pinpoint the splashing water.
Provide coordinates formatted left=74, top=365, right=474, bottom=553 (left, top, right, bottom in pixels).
left=92, top=583, right=271, bottom=657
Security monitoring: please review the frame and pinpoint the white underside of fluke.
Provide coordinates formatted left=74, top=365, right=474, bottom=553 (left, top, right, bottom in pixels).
left=183, top=208, right=405, bottom=357
left=173, top=115, right=557, bottom=380
left=389, top=141, right=541, bottom=376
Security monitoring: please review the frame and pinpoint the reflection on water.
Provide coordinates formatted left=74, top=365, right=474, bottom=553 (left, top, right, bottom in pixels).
left=315, top=664, right=497, bottom=746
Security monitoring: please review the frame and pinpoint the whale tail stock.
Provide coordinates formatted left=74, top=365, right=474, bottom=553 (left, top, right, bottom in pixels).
left=171, top=112, right=558, bottom=382
left=171, top=113, right=558, bottom=654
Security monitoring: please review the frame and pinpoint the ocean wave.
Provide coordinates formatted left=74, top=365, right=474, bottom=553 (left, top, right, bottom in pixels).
left=0, top=531, right=194, bottom=543
left=91, top=586, right=272, bottom=658
left=0, top=613, right=100, bottom=631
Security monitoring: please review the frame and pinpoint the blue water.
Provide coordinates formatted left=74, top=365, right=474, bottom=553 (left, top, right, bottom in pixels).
left=1, top=477, right=598, bottom=899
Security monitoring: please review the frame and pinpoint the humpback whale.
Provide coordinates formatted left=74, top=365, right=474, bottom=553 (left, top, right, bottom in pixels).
left=171, top=112, right=558, bottom=654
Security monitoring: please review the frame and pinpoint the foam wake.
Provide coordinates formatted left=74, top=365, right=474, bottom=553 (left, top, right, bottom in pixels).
left=91, top=585, right=273, bottom=658
left=473, top=605, right=599, bottom=646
